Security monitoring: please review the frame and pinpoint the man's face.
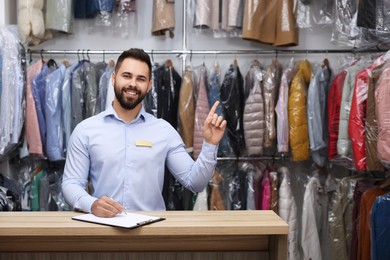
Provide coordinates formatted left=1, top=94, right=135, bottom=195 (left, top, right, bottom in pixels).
left=112, top=58, right=151, bottom=110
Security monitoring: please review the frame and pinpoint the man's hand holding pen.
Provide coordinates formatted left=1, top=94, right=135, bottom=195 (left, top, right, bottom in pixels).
left=91, top=196, right=126, bottom=218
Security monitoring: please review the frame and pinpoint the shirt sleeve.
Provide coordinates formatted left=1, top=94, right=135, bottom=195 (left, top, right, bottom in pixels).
left=166, top=139, right=218, bottom=193
left=61, top=125, right=97, bottom=213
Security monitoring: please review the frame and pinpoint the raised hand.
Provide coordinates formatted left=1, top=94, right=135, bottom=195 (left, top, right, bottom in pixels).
left=202, top=101, right=227, bottom=145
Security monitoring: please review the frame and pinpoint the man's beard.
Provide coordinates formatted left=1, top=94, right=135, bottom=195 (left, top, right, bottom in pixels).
left=114, top=85, right=146, bottom=110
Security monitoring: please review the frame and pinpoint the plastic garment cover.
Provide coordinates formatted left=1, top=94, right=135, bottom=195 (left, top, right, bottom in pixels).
left=220, top=61, right=245, bottom=157
left=207, top=64, right=234, bottom=157
left=278, top=166, right=299, bottom=260
left=337, top=61, right=366, bottom=163
left=288, top=60, right=311, bottom=161
left=193, top=0, right=220, bottom=30
left=25, top=60, right=44, bottom=157
left=349, top=55, right=386, bottom=171
left=193, top=65, right=210, bottom=160
left=71, top=61, right=98, bottom=131
left=154, top=60, right=182, bottom=129
left=45, top=0, right=74, bottom=33
left=329, top=177, right=356, bottom=260
left=45, top=64, right=66, bottom=161
left=152, top=0, right=175, bottom=38
left=229, top=162, right=247, bottom=210
left=375, top=63, right=390, bottom=168
left=307, top=62, right=333, bottom=167
left=144, top=61, right=160, bottom=117
left=276, top=58, right=295, bottom=153
left=369, top=192, right=390, bottom=260
left=209, top=170, right=225, bottom=210
left=263, top=59, right=282, bottom=151
left=178, top=66, right=195, bottom=154
left=94, top=0, right=117, bottom=27
left=366, top=64, right=385, bottom=171
left=244, top=162, right=261, bottom=210
left=243, top=60, right=265, bottom=156
left=192, top=187, right=208, bottom=211
left=296, top=0, right=333, bottom=28
left=327, top=70, right=347, bottom=161
left=112, top=0, right=137, bottom=38
left=301, top=171, right=333, bottom=260
left=242, top=0, right=298, bottom=46
left=0, top=26, right=25, bottom=156
left=376, top=0, right=390, bottom=36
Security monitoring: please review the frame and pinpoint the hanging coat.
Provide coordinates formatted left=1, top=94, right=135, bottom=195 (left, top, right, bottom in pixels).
left=263, top=59, right=282, bottom=150
left=220, top=61, right=245, bottom=157
left=242, top=0, right=298, bottom=46
left=278, top=166, right=299, bottom=260
left=307, top=63, right=333, bottom=167
left=276, top=58, right=295, bottom=153
left=243, top=61, right=265, bottom=156
left=152, top=0, right=175, bottom=37
left=288, top=60, right=311, bottom=161
left=209, top=170, right=225, bottom=210
left=193, top=65, right=210, bottom=160
left=366, top=65, right=385, bottom=171
left=375, top=65, right=390, bottom=167
left=178, top=66, right=195, bottom=154
left=327, top=70, right=347, bottom=160
left=349, top=56, right=385, bottom=171
left=337, top=62, right=366, bottom=160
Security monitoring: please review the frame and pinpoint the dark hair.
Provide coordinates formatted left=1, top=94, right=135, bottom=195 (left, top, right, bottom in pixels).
left=115, top=48, right=152, bottom=79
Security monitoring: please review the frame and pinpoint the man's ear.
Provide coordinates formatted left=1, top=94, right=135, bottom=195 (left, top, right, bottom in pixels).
left=147, top=80, right=153, bottom=93
left=111, top=72, right=115, bottom=86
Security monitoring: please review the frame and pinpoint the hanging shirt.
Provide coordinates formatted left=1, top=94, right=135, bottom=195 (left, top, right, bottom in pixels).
left=370, top=192, right=390, bottom=260
left=61, top=105, right=218, bottom=213
left=25, top=60, right=44, bottom=157
left=45, top=64, right=66, bottom=161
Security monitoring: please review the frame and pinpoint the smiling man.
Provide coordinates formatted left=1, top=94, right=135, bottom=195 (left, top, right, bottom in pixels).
left=61, top=48, right=227, bottom=217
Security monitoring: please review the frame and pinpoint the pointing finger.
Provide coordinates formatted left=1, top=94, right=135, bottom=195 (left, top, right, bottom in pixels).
left=207, top=101, right=220, bottom=118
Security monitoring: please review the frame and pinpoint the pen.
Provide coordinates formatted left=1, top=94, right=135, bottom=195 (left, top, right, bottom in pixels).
left=106, top=195, right=127, bottom=215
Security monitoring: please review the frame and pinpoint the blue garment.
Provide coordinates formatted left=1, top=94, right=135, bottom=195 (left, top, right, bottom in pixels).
left=32, top=64, right=56, bottom=154
left=371, top=192, right=390, bottom=260
left=45, top=64, right=66, bottom=161
left=61, top=105, right=218, bottom=213
left=62, top=63, right=79, bottom=154
left=97, top=65, right=114, bottom=112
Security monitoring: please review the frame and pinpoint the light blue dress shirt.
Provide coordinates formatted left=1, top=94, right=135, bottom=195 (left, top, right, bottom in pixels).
left=61, top=105, right=218, bottom=213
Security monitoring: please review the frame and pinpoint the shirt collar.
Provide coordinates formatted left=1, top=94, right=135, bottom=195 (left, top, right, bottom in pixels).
left=103, top=104, right=147, bottom=124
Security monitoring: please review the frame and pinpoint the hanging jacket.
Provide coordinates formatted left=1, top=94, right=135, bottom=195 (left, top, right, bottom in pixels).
left=45, top=0, right=74, bottom=33
left=178, top=65, right=195, bottom=154
left=337, top=62, right=366, bottom=160
left=375, top=65, right=390, bottom=167
left=193, top=65, right=210, bottom=159
left=278, top=167, right=299, bottom=260
left=152, top=0, right=175, bottom=37
left=263, top=59, right=282, bottom=150
left=276, top=58, right=295, bottom=153
left=349, top=56, right=385, bottom=171
left=242, top=0, right=298, bottom=46
left=366, top=65, right=385, bottom=171
left=25, top=60, right=44, bottom=157
left=307, top=63, right=333, bottom=167
left=220, top=61, right=245, bottom=157
left=301, top=173, right=329, bottom=260
left=194, top=0, right=220, bottom=30
left=45, top=64, right=66, bottom=161
left=327, top=70, right=347, bottom=160
left=370, top=192, right=390, bottom=260
left=209, top=170, right=225, bottom=210
left=243, top=62, right=265, bottom=156
left=358, top=186, right=388, bottom=260
left=329, top=177, right=357, bottom=260
left=288, top=60, right=311, bottom=161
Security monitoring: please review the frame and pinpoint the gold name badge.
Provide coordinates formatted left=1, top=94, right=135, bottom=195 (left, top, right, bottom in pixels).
left=135, top=140, right=153, bottom=147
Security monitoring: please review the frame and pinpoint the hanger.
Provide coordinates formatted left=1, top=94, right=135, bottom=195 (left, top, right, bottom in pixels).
left=165, top=59, right=173, bottom=68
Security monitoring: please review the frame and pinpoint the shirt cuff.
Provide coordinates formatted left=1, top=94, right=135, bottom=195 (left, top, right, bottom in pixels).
left=201, top=141, right=218, bottom=161
left=75, top=195, right=98, bottom=213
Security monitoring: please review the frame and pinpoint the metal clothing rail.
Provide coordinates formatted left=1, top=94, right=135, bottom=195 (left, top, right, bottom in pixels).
left=27, top=47, right=385, bottom=57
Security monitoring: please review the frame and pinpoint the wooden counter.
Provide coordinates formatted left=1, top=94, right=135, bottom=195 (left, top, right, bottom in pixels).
left=0, top=210, right=288, bottom=260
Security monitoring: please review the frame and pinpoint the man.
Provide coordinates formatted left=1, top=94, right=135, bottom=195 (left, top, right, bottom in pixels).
left=61, top=48, right=227, bottom=217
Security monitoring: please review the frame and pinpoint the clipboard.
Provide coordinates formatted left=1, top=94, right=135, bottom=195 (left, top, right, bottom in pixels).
left=72, top=212, right=165, bottom=229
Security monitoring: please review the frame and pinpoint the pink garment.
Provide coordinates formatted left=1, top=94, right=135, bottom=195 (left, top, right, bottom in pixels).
left=261, top=169, right=271, bottom=210
left=25, top=60, right=44, bottom=157
left=375, top=66, right=390, bottom=166
left=193, top=66, right=210, bottom=159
